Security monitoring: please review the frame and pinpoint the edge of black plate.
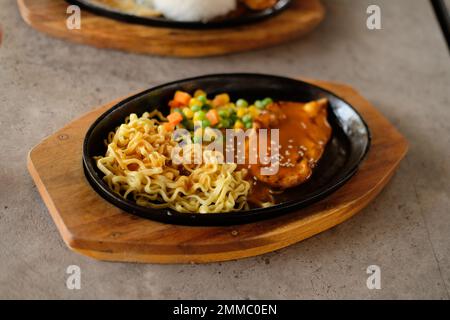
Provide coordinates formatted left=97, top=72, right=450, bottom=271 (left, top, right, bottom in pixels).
left=65, top=0, right=293, bottom=29
left=82, top=73, right=372, bottom=226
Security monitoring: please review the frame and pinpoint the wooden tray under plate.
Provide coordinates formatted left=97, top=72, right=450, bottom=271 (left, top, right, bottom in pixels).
left=17, top=0, right=325, bottom=57
left=27, top=80, right=408, bottom=264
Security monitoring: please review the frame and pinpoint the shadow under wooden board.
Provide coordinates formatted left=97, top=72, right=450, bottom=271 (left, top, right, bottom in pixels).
left=17, top=0, right=325, bottom=57
left=27, top=80, right=408, bottom=264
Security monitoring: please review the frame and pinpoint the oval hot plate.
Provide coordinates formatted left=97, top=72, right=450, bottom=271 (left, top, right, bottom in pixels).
left=83, top=74, right=371, bottom=226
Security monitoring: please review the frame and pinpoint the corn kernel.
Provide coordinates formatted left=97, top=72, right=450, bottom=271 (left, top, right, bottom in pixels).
left=222, top=103, right=235, bottom=111
left=234, top=120, right=244, bottom=130
left=237, top=107, right=247, bottom=118
left=194, top=90, right=206, bottom=98
left=248, top=106, right=259, bottom=117
left=189, top=98, right=202, bottom=108
left=183, top=107, right=193, bottom=119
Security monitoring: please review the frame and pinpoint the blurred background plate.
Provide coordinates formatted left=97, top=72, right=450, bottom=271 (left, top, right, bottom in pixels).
left=17, top=0, right=325, bottom=57
left=66, top=0, right=292, bottom=29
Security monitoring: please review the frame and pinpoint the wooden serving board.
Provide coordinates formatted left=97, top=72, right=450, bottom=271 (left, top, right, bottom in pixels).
left=17, top=0, right=325, bottom=57
left=27, top=80, right=408, bottom=264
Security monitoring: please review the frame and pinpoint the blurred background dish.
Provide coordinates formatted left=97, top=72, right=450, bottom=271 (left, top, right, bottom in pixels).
left=17, top=0, right=324, bottom=57
left=66, top=0, right=292, bottom=28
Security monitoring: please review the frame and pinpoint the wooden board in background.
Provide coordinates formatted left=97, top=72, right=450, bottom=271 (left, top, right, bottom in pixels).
left=27, top=80, right=408, bottom=264
left=17, top=0, right=325, bottom=57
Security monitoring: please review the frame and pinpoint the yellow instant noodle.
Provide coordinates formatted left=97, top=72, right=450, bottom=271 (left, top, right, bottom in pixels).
left=95, top=111, right=250, bottom=213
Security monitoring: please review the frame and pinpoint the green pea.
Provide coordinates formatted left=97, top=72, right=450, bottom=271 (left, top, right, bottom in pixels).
left=262, top=98, right=273, bottom=107
left=255, top=100, right=264, bottom=109
left=236, top=99, right=248, bottom=108
left=241, top=114, right=252, bottom=123
left=194, top=110, right=206, bottom=121
left=220, top=118, right=231, bottom=128
left=229, top=111, right=238, bottom=123
left=218, top=109, right=229, bottom=118
left=191, top=105, right=202, bottom=112
left=201, top=119, right=211, bottom=128
left=197, top=95, right=207, bottom=104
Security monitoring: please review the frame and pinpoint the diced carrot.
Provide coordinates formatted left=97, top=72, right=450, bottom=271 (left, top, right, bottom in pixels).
left=174, top=91, right=192, bottom=106
left=167, top=112, right=183, bottom=125
left=163, top=122, right=175, bottom=131
left=206, top=109, right=220, bottom=126
left=213, top=93, right=230, bottom=107
left=169, top=100, right=182, bottom=110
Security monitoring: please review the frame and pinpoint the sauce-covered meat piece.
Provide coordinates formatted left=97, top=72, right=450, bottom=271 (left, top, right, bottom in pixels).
left=249, top=99, right=332, bottom=190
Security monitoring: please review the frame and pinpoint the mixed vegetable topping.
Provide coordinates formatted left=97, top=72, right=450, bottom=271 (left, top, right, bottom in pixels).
left=165, top=90, right=273, bottom=133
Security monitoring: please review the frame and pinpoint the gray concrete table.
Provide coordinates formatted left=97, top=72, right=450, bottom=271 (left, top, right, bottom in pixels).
left=0, top=0, right=449, bottom=299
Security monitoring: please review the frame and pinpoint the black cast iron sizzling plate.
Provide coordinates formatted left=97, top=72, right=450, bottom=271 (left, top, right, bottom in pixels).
left=83, top=74, right=371, bottom=226
left=66, top=0, right=292, bottom=29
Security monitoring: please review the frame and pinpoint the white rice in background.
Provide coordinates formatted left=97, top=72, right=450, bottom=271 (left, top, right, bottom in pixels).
left=152, top=0, right=237, bottom=22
